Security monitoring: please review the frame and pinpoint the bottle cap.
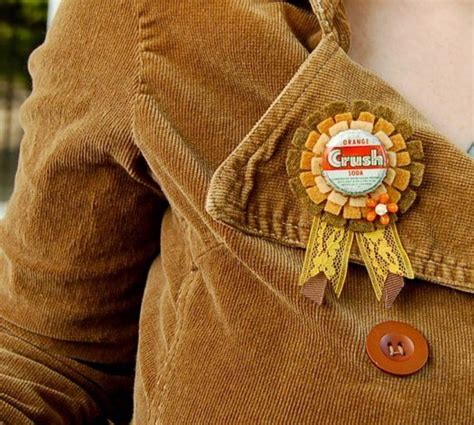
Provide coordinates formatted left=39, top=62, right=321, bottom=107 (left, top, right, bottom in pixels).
left=322, top=129, right=388, bottom=196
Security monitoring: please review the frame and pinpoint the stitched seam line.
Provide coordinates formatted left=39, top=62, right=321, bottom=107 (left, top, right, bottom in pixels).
left=153, top=270, right=200, bottom=418
left=146, top=268, right=199, bottom=420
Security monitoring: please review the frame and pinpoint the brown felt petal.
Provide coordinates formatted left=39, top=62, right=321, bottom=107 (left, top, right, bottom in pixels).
left=301, top=272, right=328, bottom=305
left=321, top=211, right=347, bottom=228
left=302, top=191, right=325, bottom=215
left=286, top=149, right=301, bottom=177
left=403, top=162, right=425, bottom=187
left=289, top=177, right=324, bottom=215
left=324, top=101, right=348, bottom=117
left=395, top=120, right=414, bottom=140
left=289, top=176, right=306, bottom=198
left=406, top=140, right=424, bottom=160
left=351, top=100, right=373, bottom=118
left=398, top=188, right=417, bottom=214
left=348, top=219, right=375, bottom=233
left=304, top=110, right=325, bottom=130
left=373, top=105, right=395, bottom=122
left=291, top=127, right=311, bottom=149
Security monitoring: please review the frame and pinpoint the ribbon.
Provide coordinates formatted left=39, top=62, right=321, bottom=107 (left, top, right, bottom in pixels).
left=299, top=219, right=413, bottom=307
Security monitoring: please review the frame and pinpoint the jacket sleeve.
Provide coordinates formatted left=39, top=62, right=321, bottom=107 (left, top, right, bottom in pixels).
left=0, top=0, right=166, bottom=423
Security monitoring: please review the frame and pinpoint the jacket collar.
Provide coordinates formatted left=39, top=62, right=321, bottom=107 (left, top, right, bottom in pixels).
left=205, top=32, right=474, bottom=294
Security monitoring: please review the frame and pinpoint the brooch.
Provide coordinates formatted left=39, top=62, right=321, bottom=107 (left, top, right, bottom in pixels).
left=286, top=100, right=425, bottom=308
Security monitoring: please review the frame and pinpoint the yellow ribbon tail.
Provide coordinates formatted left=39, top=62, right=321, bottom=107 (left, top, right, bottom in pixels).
left=355, top=223, right=414, bottom=301
left=299, top=216, right=354, bottom=298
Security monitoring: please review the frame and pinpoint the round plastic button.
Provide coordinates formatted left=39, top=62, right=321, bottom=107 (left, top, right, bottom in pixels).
left=366, top=321, right=429, bottom=376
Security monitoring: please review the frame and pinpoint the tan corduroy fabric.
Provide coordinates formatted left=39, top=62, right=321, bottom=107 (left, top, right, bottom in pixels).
left=0, top=0, right=473, bottom=423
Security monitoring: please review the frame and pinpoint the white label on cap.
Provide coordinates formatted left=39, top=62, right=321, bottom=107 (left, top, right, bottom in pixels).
left=321, top=129, right=388, bottom=196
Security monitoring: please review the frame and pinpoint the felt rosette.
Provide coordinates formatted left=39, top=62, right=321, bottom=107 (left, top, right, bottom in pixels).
left=287, top=100, right=425, bottom=307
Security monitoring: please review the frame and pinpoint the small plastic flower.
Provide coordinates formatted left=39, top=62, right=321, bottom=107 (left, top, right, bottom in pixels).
left=366, top=193, right=398, bottom=225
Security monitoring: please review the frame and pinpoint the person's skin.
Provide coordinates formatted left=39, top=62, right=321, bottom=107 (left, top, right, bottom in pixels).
left=345, top=0, right=473, bottom=151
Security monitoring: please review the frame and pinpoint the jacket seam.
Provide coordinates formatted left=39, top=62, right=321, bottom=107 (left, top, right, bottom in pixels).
left=150, top=268, right=201, bottom=420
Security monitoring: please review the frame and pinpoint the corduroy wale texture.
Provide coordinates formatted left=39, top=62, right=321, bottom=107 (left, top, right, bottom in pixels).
left=0, top=0, right=472, bottom=423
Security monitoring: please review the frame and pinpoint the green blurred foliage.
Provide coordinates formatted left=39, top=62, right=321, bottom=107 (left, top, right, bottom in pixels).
left=0, top=0, right=48, bottom=88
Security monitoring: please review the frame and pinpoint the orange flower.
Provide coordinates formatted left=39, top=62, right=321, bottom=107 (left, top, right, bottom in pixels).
left=366, top=193, right=398, bottom=225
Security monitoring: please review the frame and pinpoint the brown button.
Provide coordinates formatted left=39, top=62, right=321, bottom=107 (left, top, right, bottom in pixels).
left=366, top=320, right=429, bottom=376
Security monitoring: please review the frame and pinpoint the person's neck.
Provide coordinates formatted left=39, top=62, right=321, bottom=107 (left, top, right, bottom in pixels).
left=345, top=0, right=473, bottom=151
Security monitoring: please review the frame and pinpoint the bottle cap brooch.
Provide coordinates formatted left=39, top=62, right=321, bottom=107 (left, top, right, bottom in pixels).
left=286, top=100, right=425, bottom=308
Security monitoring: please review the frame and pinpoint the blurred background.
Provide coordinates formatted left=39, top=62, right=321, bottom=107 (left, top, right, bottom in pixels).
left=0, top=0, right=60, bottom=218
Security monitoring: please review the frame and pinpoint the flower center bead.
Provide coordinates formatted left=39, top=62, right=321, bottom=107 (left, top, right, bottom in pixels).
left=321, top=129, right=388, bottom=196
left=375, top=203, right=388, bottom=216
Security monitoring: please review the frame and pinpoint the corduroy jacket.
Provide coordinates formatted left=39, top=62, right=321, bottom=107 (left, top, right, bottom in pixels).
left=0, top=0, right=473, bottom=423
